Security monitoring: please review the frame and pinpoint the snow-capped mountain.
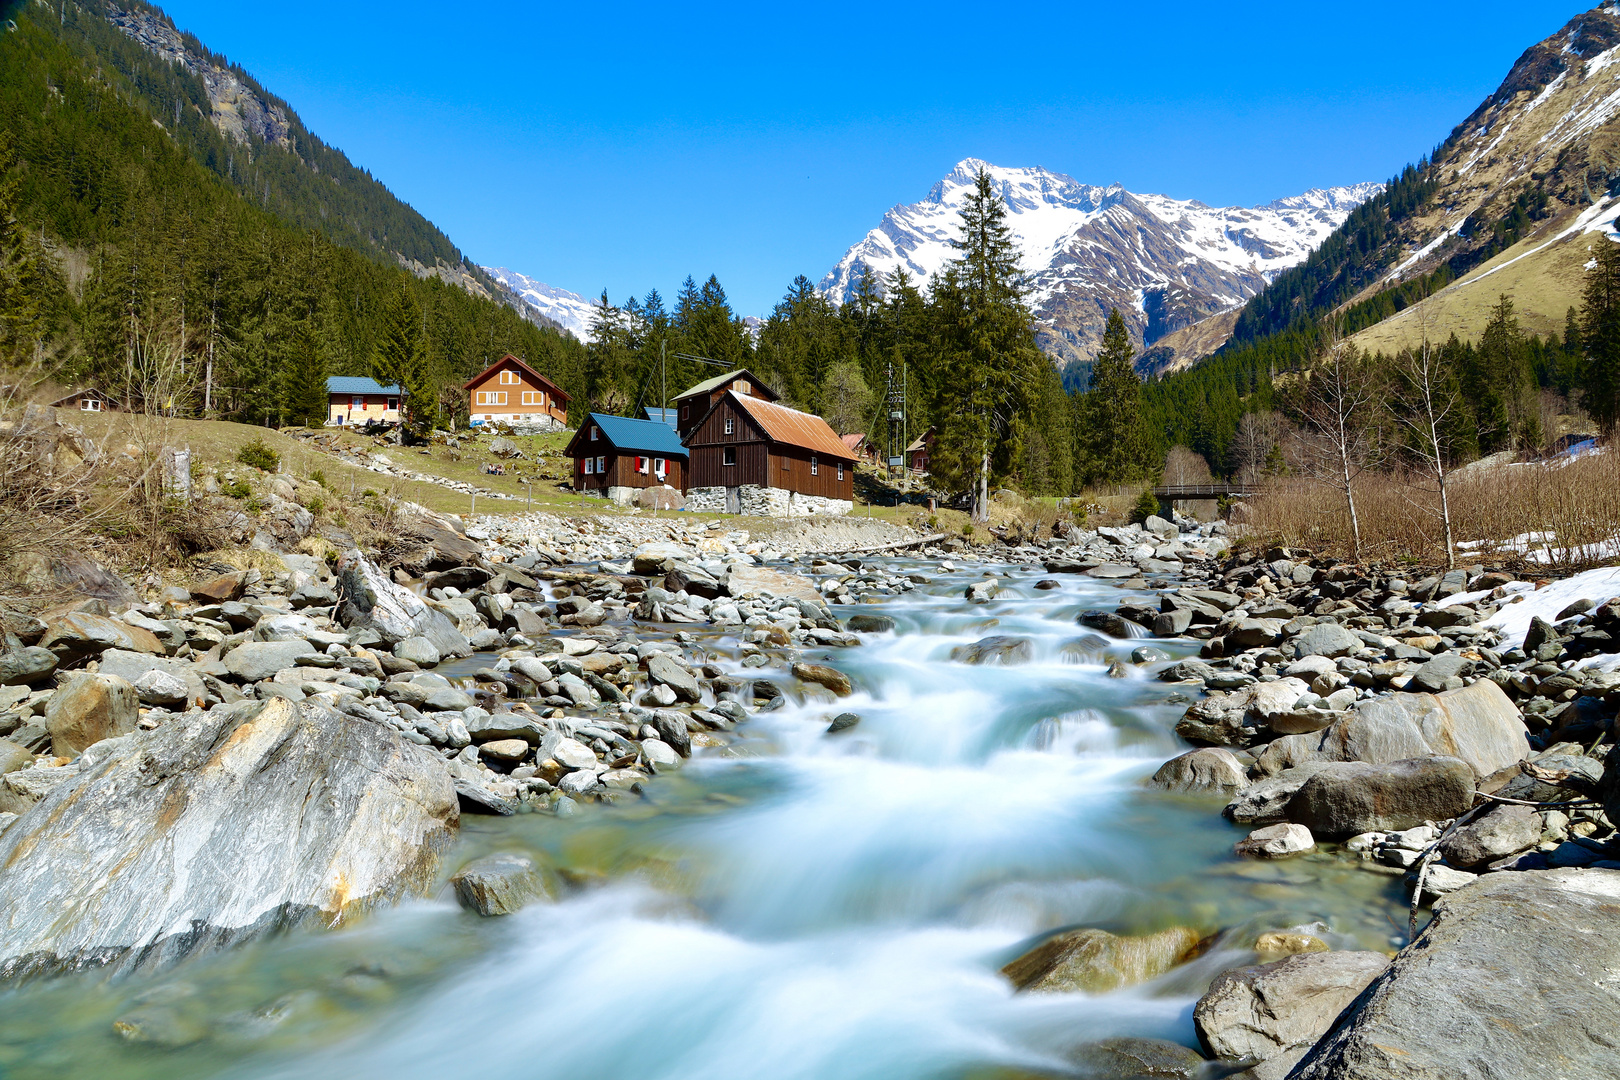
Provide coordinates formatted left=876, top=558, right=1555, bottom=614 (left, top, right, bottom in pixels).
left=821, top=159, right=1381, bottom=371
left=484, top=267, right=598, bottom=341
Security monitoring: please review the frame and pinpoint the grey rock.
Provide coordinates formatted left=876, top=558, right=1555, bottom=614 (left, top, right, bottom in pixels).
left=96, top=649, right=206, bottom=709
left=0, top=647, right=58, bottom=687
left=1195, top=951, right=1390, bottom=1080
left=450, top=853, right=548, bottom=916
left=651, top=709, right=692, bottom=756
left=1285, top=757, right=1475, bottom=838
left=0, top=698, right=457, bottom=977
left=0, top=763, right=80, bottom=815
left=950, top=635, right=1032, bottom=666
left=646, top=654, right=701, bottom=703
left=422, top=687, right=475, bottom=712
left=1294, top=869, right=1620, bottom=1080
left=1067, top=1037, right=1204, bottom=1078
left=1409, top=651, right=1471, bottom=693
left=1438, top=803, right=1542, bottom=868
left=1085, top=563, right=1140, bottom=579
left=45, top=673, right=139, bottom=757
left=1227, top=619, right=1283, bottom=649
left=333, top=550, right=471, bottom=658
left=1150, top=747, right=1248, bottom=794
left=846, top=614, right=896, bottom=633
left=224, top=640, right=317, bottom=683
left=1234, top=822, right=1315, bottom=859
left=550, top=737, right=598, bottom=770
left=1293, top=621, right=1361, bottom=659
left=1224, top=762, right=1335, bottom=825
left=393, top=636, right=441, bottom=667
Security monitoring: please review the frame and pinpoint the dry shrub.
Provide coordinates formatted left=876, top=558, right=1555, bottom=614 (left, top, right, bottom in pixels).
left=1244, top=450, right=1620, bottom=571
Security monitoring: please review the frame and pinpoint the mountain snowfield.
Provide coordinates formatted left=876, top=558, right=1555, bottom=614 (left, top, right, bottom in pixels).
left=484, top=267, right=598, bottom=341
left=821, top=159, right=1381, bottom=372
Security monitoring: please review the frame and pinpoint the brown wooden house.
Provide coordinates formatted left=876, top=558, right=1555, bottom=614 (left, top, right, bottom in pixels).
left=685, top=391, right=856, bottom=511
left=463, top=354, right=571, bottom=428
left=49, top=388, right=118, bottom=414
left=672, top=368, right=777, bottom=441
left=565, top=412, right=688, bottom=498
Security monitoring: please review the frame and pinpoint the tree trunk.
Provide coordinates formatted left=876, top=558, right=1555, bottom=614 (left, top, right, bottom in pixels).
left=974, top=448, right=990, bottom=524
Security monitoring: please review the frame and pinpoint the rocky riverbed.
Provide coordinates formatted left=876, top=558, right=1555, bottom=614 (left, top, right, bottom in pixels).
left=0, top=508, right=1617, bottom=1078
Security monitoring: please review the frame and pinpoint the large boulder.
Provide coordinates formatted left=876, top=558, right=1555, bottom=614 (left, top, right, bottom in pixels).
left=1150, top=747, right=1248, bottom=794
left=1437, top=803, right=1542, bottom=868
left=449, top=853, right=550, bottom=916
left=0, top=698, right=458, bottom=978
left=1195, top=950, right=1390, bottom=1080
left=0, top=647, right=57, bottom=687
left=1255, top=680, right=1527, bottom=778
left=1285, top=757, right=1475, bottom=838
left=334, top=550, right=471, bottom=659
left=1225, top=762, right=1334, bottom=824
left=1293, top=869, right=1620, bottom=1079
left=724, top=565, right=824, bottom=606
left=1001, top=925, right=1202, bottom=994
left=38, top=612, right=164, bottom=662
left=387, top=504, right=485, bottom=575
left=95, top=649, right=207, bottom=709
left=45, top=673, right=139, bottom=757
left=1293, top=621, right=1361, bottom=659
left=224, top=639, right=317, bottom=683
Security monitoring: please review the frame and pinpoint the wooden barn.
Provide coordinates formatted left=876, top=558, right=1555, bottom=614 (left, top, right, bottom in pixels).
left=565, top=412, right=688, bottom=499
left=672, top=368, right=777, bottom=440
left=463, top=354, right=571, bottom=429
left=48, top=388, right=118, bottom=414
left=325, top=377, right=400, bottom=426
left=684, top=391, right=856, bottom=514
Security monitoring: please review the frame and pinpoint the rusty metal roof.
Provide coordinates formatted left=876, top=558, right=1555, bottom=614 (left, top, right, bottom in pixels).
left=730, top=393, right=857, bottom=460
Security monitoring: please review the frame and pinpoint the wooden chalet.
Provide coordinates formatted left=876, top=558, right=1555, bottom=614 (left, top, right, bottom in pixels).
left=463, top=354, right=571, bottom=427
left=672, top=368, right=777, bottom=440
left=49, top=388, right=118, bottom=414
left=326, top=376, right=400, bottom=426
left=565, top=412, right=688, bottom=496
left=840, top=432, right=878, bottom=464
left=905, top=427, right=936, bottom=473
left=685, top=391, right=856, bottom=506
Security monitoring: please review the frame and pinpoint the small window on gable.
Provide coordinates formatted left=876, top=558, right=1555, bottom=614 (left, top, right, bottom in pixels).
left=681, top=405, right=689, bottom=420
left=723, top=447, right=737, bottom=466
left=500, top=369, right=519, bottom=385
left=811, top=455, right=818, bottom=476
left=724, top=417, right=734, bottom=435
left=590, top=426, right=598, bottom=441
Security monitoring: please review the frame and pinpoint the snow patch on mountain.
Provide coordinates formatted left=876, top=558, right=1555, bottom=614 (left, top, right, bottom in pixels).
left=484, top=267, right=596, bottom=341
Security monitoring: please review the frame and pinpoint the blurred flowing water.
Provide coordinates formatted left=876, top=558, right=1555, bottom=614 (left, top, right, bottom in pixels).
left=0, top=559, right=1407, bottom=1080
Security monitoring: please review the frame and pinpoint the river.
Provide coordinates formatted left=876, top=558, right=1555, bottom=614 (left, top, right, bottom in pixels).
left=0, top=556, right=1407, bottom=1079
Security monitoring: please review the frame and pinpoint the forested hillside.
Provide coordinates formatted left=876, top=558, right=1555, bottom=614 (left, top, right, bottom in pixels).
left=0, top=0, right=584, bottom=426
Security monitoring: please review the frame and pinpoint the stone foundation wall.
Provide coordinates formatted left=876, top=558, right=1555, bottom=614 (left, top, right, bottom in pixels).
left=606, top=487, right=637, bottom=506
left=685, top=485, right=851, bottom=517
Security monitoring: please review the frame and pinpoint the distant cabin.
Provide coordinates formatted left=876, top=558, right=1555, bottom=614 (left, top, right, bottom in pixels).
left=463, top=354, right=571, bottom=429
left=565, top=413, right=688, bottom=499
left=905, top=428, right=936, bottom=473
left=685, top=391, right=856, bottom=511
left=840, top=432, right=878, bottom=464
left=326, top=377, right=400, bottom=426
left=642, top=406, right=678, bottom=428
left=672, top=368, right=777, bottom=441
left=49, top=388, right=117, bottom=414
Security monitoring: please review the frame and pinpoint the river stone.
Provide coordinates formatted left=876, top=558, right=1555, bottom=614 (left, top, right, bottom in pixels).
left=791, top=662, right=852, bottom=696
left=652, top=710, right=693, bottom=756
left=1002, top=925, right=1202, bottom=994
left=225, top=640, right=317, bottom=683
left=449, top=853, right=548, bottom=916
left=45, top=673, right=139, bottom=757
left=131, top=669, right=189, bottom=707
left=0, top=740, right=33, bottom=776
left=1227, top=619, right=1284, bottom=649
left=1085, top=564, right=1138, bottom=579
left=646, top=654, right=701, bottom=703
left=0, top=763, right=80, bottom=815
left=1294, top=869, right=1620, bottom=1079
left=39, top=612, right=164, bottom=661
left=1254, top=679, right=1527, bottom=778
left=950, top=636, right=1033, bottom=666
left=1250, top=678, right=1310, bottom=725
left=632, top=542, right=690, bottom=575
left=1150, top=748, right=1247, bottom=794
left=1195, top=950, right=1391, bottom=1080
left=550, top=737, right=598, bottom=771
left=0, top=647, right=58, bottom=687
left=393, top=636, right=441, bottom=667
left=556, top=769, right=599, bottom=795
left=1234, top=823, right=1315, bottom=859
left=1285, top=757, right=1474, bottom=838
left=1224, top=763, right=1335, bottom=825
left=465, top=712, right=546, bottom=744
left=1409, top=651, right=1471, bottom=693
left=725, top=565, right=823, bottom=605
left=1292, top=621, right=1361, bottom=659
left=847, top=614, right=896, bottom=633
left=641, top=738, right=680, bottom=766
left=423, top=687, right=474, bottom=712
left=826, top=712, right=861, bottom=734
left=333, top=550, right=471, bottom=658
left=1437, top=803, right=1542, bottom=868
left=1067, top=1038, right=1204, bottom=1079
left=477, top=738, right=531, bottom=764
left=0, top=697, right=457, bottom=978
left=96, top=649, right=207, bottom=709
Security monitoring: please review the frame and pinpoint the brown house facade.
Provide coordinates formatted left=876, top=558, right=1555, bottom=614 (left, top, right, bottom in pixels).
left=684, top=391, right=856, bottom=515
left=672, top=368, right=777, bottom=441
left=463, top=354, right=571, bottom=429
left=564, top=413, right=688, bottom=503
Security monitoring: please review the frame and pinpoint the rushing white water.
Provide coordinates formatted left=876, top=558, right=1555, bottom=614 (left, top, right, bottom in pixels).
left=0, top=558, right=1406, bottom=1080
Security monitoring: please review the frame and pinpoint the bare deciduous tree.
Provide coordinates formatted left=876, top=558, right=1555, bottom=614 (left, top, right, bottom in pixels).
left=1163, top=444, right=1213, bottom=486
left=1290, top=330, right=1385, bottom=562
left=1232, top=411, right=1289, bottom=483
left=1389, top=330, right=1461, bottom=569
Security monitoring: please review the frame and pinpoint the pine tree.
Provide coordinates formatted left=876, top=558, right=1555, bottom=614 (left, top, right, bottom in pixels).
left=1083, top=310, right=1151, bottom=484
left=1581, top=241, right=1620, bottom=435
left=372, top=279, right=432, bottom=432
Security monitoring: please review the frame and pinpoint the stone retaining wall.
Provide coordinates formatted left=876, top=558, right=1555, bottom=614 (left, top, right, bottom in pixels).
left=686, top=486, right=851, bottom=518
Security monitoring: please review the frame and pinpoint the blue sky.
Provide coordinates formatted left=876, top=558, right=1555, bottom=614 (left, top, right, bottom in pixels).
left=159, top=1, right=1584, bottom=315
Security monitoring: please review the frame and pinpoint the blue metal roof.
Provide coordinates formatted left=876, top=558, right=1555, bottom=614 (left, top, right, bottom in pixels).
left=583, top=413, right=688, bottom=457
left=643, top=407, right=678, bottom=427
left=326, top=376, right=401, bottom=395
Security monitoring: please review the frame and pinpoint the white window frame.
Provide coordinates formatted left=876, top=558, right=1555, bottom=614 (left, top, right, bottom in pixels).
left=811, top=455, right=818, bottom=476
left=653, top=457, right=665, bottom=478
left=500, top=370, right=519, bottom=385
left=595, top=455, right=605, bottom=474
left=636, top=456, right=648, bottom=474
left=590, top=426, right=598, bottom=441
left=724, top=417, right=734, bottom=435
left=837, top=462, right=843, bottom=480
left=723, top=447, right=736, bottom=466
left=583, top=458, right=594, bottom=475
left=523, top=391, right=540, bottom=405
left=81, top=399, right=100, bottom=412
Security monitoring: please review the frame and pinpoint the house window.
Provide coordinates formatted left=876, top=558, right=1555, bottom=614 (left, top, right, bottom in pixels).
left=80, top=399, right=100, bottom=412
left=723, top=447, right=736, bottom=466
left=387, top=397, right=398, bottom=410
left=635, top=456, right=648, bottom=474
left=811, top=455, right=818, bottom=476
left=596, top=456, right=605, bottom=474
left=654, top=458, right=665, bottom=477
left=500, top=370, right=519, bottom=385
left=724, top=417, right=734, bottom=435
left=352, top=396, right=364, bottom=410
left=681, top=405, right=689, bottom=420
left=733, top=379, right=749, bottom=393
left=583, top=458, right=594, bottom=475
left=523, top=391, right=540, bottom=405
left=590, top=426, right=598, bottom=441
left=837, top=462, right=844, bottom=480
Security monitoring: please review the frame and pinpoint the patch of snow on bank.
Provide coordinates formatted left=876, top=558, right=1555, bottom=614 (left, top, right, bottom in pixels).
left=1482, top=566, right=1620, bottom=644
